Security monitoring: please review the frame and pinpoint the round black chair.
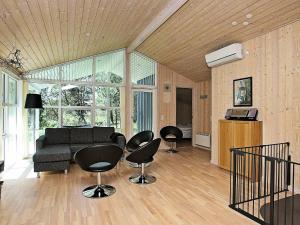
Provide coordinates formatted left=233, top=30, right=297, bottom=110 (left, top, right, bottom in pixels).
left=126, top=130, right=154, bottom=168
left=126, top=138, right=161, bottom=185
left=74, top=145, right=123, bottom=198
left=126, top=130, right=154, bottom=152
left=160, top=126, right=183, bottom=153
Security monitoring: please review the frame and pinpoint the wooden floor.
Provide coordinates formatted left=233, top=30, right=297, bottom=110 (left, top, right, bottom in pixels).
left=0, top=147, right=257, bottom=225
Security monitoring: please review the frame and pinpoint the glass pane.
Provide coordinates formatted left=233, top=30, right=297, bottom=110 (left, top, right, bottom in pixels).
left=8, top=107, right=17, bottom=134
left=61, top=85, right=93, bottom=106
left=26, top=66, right=60, bottom=81
left=4, top=135, right=17, bottom=168
left=4, top=106, right=18, bottom=167
left=8, top=78, right=17, bottom=104
left=95, top=108, right=121, bottom=129
left=61, top=58, right=93, bottom=81
left=95, top=50, right=124, bottom=84
left=95, top=87, right=120, bottom=107
left=109, top=108, right=121, bottom=129
left=95, top=108, right=107, bottom=127
left=28, top=83, right=60, bottom=106
left=130, top=52, right=156, bottom=86
left=132, top=91, right=153, bottom=134
left=39, top=108, right=59, bottom=129
left=63, top=109, right=91, bottom=127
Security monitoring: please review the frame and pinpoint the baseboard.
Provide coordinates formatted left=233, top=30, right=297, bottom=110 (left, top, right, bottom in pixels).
left=210, top=160, right=218, bottom=166
left=193, top=144, right=211, bottom=151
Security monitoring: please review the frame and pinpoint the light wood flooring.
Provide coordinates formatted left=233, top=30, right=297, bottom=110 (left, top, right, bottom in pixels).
left=0, top=147, right=257, bottom=225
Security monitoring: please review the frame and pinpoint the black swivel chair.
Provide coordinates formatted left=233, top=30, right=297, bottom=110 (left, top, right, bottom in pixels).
left=126, top=138, right=161, bottom=185
left=74, top=145, right=123, bottom=198
left=160, top=126, right=183, bottom=153
left=126, top=130, right=154, bottom=168
left=126, top=130, right=154, bottom=152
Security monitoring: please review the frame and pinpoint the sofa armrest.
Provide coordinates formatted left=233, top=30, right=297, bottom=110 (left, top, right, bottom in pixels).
left=36, top=135, right=46, bottom=151
left=110, top=132, right=126, bottom=150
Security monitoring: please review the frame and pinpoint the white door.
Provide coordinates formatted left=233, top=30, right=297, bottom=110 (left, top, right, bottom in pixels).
left=1, top=74, right=18, bottom=169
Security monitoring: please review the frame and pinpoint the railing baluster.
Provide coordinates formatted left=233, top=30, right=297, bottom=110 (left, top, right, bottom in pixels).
left=269, top=158, right=275, bottom=225
left=232, top=150, right=237, bottom=206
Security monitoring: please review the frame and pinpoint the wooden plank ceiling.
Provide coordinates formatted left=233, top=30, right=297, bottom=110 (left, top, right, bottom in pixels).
left=137, top=0, right=300, bottom=81
left=0, top=0, right=170, bottom=72
left=0, top=0, right=300, bottom=81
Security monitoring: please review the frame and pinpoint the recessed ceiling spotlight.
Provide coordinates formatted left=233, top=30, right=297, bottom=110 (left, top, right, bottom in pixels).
left=243, top=21, right=249, bottom=26
left=232, top=21, right=238, bottom=26
left=246, top=13, right=253, bottom=19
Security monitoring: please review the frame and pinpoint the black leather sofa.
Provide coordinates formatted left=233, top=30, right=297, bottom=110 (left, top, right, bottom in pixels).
left=33, top=127, right=126, bottom=177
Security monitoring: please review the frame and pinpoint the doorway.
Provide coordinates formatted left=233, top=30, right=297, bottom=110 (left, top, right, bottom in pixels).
left=131, top=90, right=154, bottom=135
left=1, top=73, right=19, bottom=169
left=176, top=87, right=192, bottom=148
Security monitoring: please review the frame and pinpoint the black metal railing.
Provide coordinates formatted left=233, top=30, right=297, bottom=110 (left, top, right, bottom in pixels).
left=229, top=142, right=300, bottom=225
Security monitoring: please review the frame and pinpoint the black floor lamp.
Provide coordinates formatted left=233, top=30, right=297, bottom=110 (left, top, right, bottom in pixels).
left=25, top=94, right=43, bottom=151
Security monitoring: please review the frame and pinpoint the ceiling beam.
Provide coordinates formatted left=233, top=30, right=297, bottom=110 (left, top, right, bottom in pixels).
left=127, top=0, right=189, bottom=53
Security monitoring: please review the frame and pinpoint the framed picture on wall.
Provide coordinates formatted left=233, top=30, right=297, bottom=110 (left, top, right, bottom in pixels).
left=233, top=77, right=252, bottom=107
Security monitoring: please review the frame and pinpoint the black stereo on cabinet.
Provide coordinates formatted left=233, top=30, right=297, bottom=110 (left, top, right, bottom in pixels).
left=225, top=108, right=258, bottom=121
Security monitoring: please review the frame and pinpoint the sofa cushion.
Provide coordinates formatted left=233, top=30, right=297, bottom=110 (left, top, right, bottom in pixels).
left=45, top=128, right=70, bottom=144
left=93, top=127, right=114, bottom=143
left=70, top=128, right=93, bottom=144
left=70, top=144, right=91, bottom=154
left=33, top=144, right=71, bottom=163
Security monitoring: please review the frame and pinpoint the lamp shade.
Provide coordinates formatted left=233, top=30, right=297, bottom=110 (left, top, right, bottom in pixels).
left=25, top=94, right=43, bottom=109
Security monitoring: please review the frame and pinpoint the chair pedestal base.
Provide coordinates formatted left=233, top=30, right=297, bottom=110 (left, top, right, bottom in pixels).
left=166, top=149, right=178, bottom=153
left=0, top=180, right=3, bottom=199
left=82, top=184, right=116, bottom=198
left=128, top=162, right=151, bottom=168
left=129, top=174, right=156, bottom=184
left=166, top=142, right=178, bottom=153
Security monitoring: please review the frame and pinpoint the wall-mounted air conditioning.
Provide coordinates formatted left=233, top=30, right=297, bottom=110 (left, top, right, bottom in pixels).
left=205, top=43, right=244, bottom=67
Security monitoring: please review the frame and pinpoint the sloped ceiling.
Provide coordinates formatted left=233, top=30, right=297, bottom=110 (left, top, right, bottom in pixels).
left=0, top=0, right=170, bottom=72
left=137, top=0, right=300, bottom=81
left=0, top=0, right=300, bottom=81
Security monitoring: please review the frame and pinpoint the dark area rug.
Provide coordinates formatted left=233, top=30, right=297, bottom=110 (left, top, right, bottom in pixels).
left=260, top=194, right=300, bottom=225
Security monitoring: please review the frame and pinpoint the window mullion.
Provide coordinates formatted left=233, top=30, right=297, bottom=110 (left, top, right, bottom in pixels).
left=58, top=66, right=62, bottom=128
left=91, top=56, right=96, bottom=126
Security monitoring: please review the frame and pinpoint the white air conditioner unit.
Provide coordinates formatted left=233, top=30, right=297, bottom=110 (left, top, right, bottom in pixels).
left=205, top=43, right=244, bottom=67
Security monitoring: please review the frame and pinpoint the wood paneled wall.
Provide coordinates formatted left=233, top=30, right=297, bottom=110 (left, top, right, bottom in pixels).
left=211, top=20, right=300, bottom=170
left=157, top=64, right=211, bottom=148
left=197, top=80, right=211, bottom=134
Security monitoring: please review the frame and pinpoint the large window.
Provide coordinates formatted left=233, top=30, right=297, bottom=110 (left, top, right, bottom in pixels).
left=26, top=49, right=125, bottom=133
left=25, top=49, right=157, bottom=140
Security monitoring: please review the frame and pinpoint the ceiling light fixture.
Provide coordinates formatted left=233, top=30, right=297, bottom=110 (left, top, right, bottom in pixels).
left=0, top=48, right=25, bottom=71
left=0, top=9, right=25, bottom=72
left=231, top=21, right=238, bottom=26
left=243, top=21, right=249, bottom=26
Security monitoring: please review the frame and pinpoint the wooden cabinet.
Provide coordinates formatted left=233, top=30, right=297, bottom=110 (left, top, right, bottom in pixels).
left=218, top=120, right=262, bottom=170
